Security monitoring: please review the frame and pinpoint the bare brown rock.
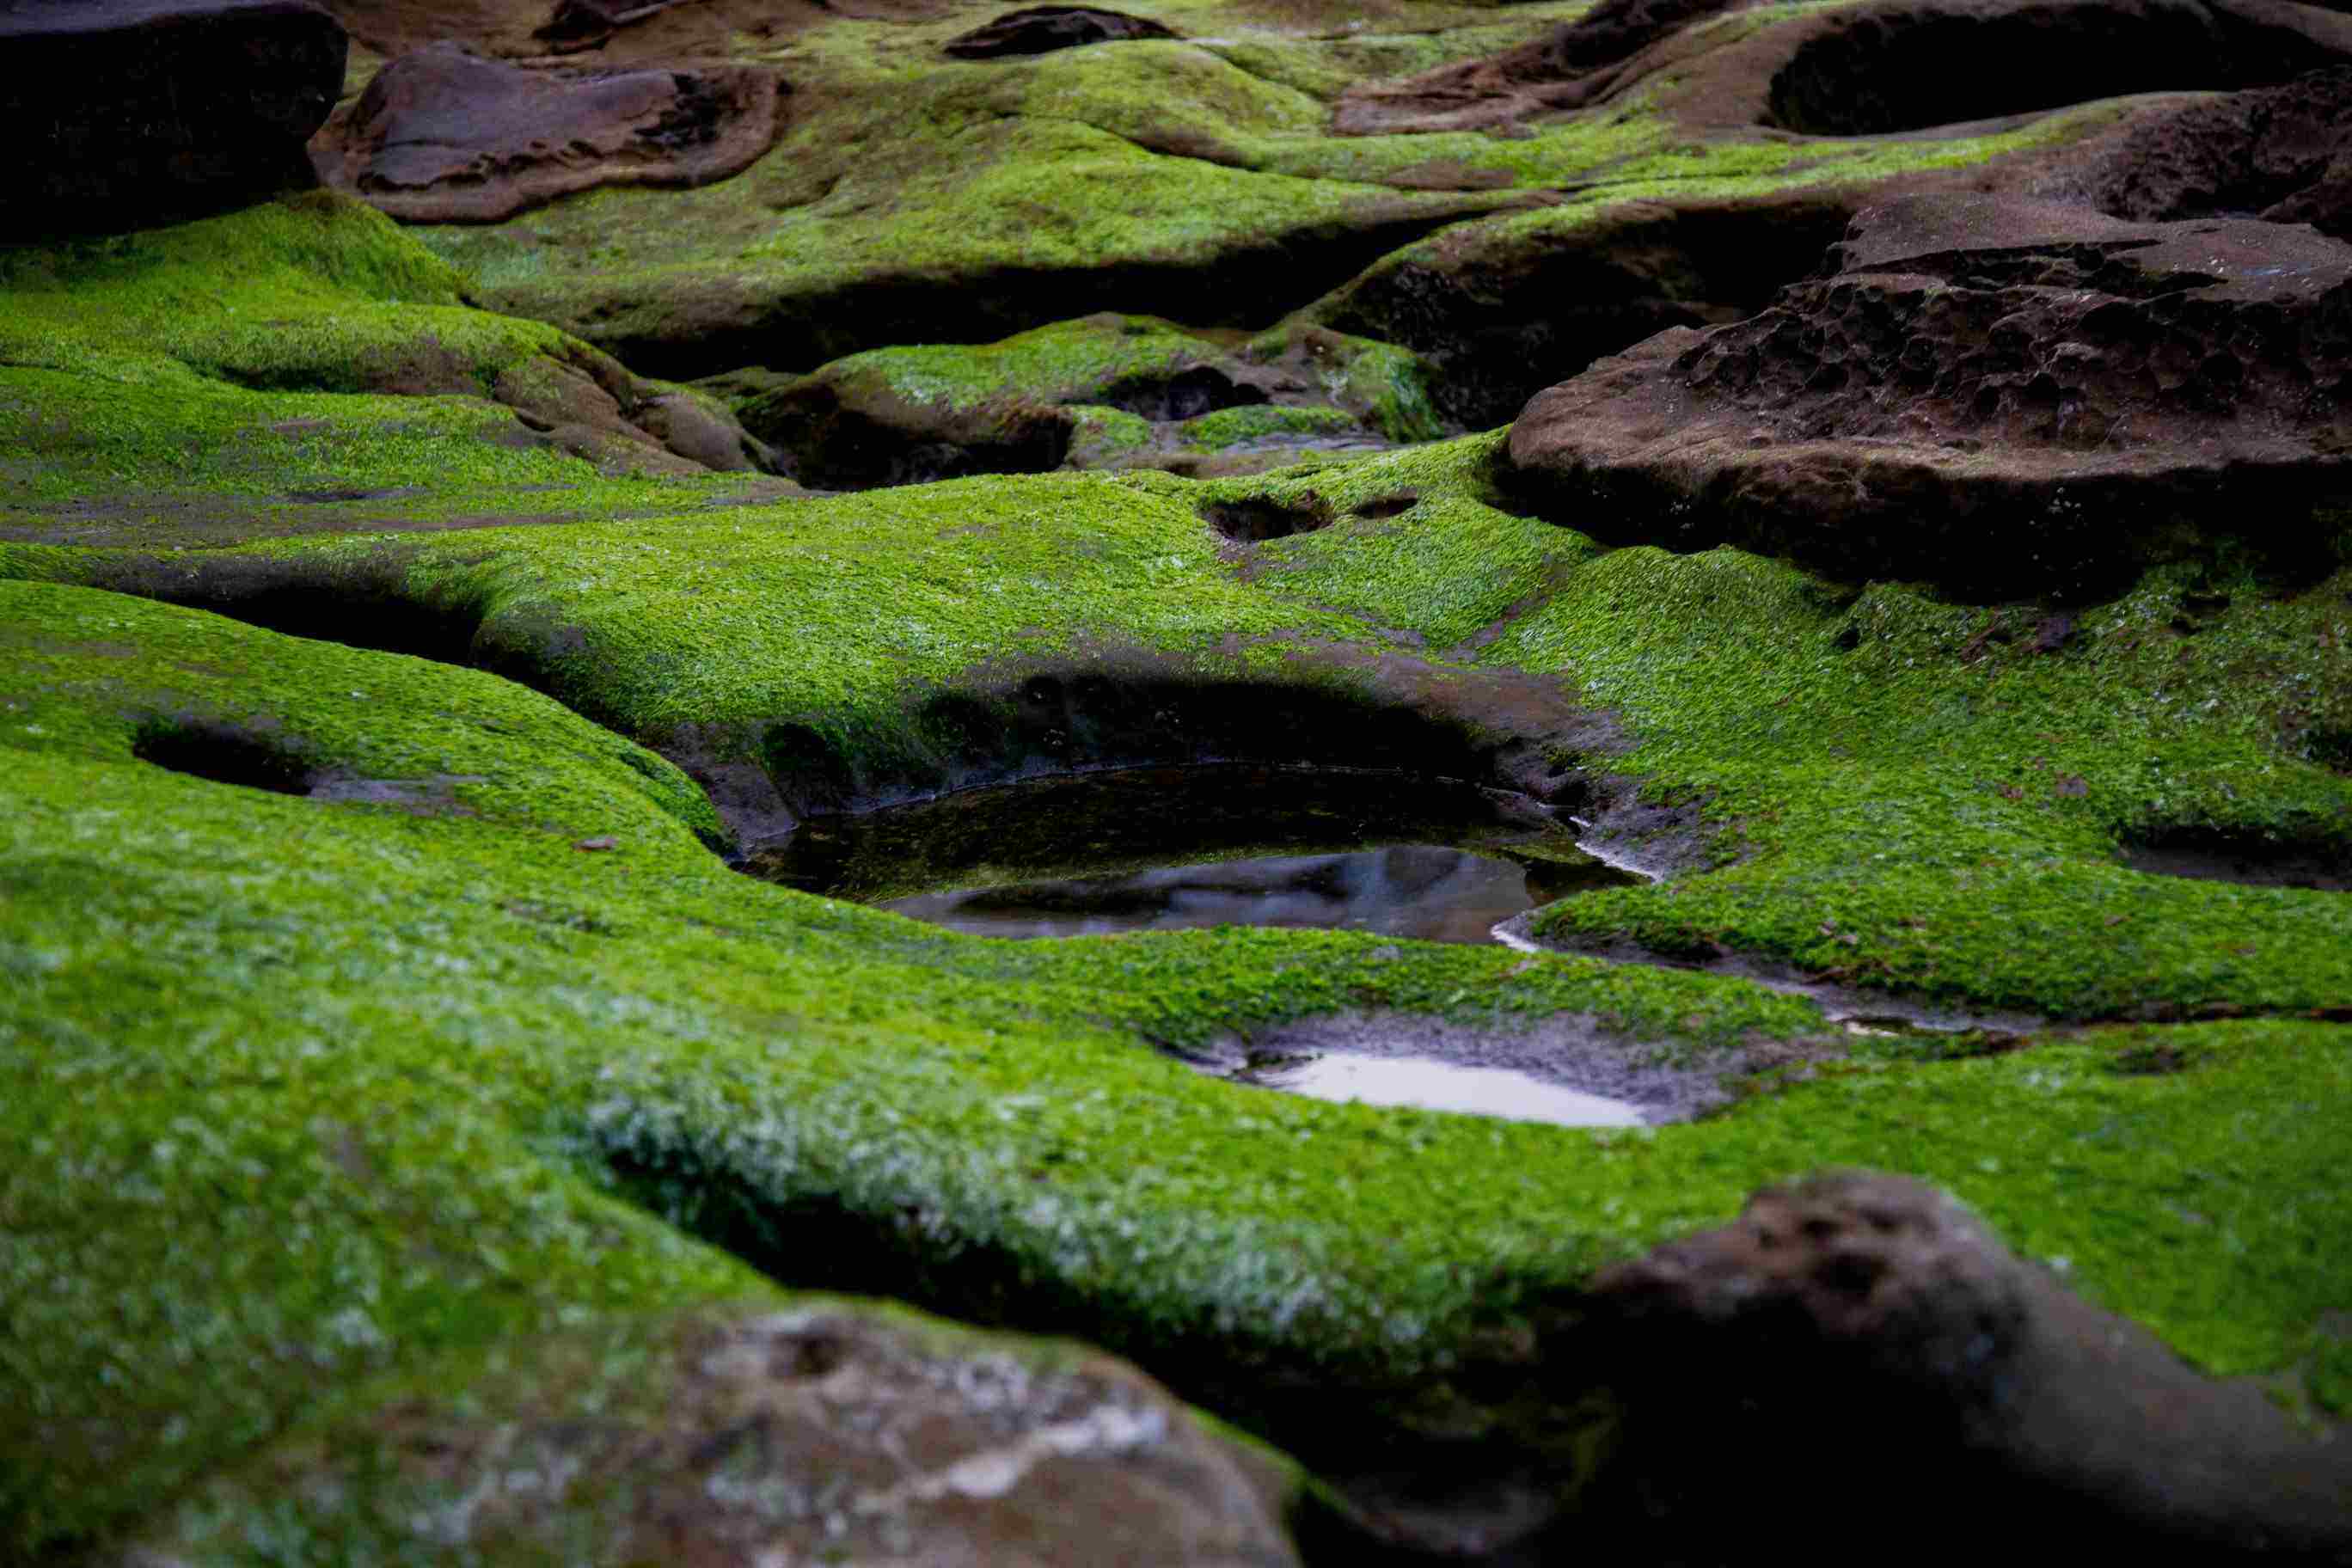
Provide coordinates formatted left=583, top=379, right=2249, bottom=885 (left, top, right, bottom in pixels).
left=313, top=40, right=785, bottom=223
left=2052, top=66, right=2352, bottom=237
left=2, top=0, right=346, bottom=238
left=1593, top=1172, right=2352, bottom=1561
left=1505, top=194, right=2352, bottom=597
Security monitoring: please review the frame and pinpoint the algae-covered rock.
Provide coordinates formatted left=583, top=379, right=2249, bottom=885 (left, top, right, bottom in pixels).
left=10, top=0, right=2352, bottom=1558
left=119, top=1307, right=1304, bottom=1567
left=732, top=314, right=1437, bottom=485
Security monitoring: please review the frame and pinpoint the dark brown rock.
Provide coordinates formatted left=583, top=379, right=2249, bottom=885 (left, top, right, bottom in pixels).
left=1310, top=193, right=1859, bottom=427
left=1761, top=0, right=2352, bottom=136
left=120, top=1306, right=1306, bottom=1565
left=1334, top=0, right=1743, bottom=136
left=1591, top=1172, right=2352, bottom=1561
left=943, top=4, right=1176, bottom=59
left=0, top=0, right=346, bottom=238
left=1505, top=194, right=2352, bottom=597
left=1336, top=0, right=2352, bottom=140
left=742, top=377, right=1076, bottom=490
left=313, top=40, right=785, bottom=223
left=2054, top=66, right=2352, bottom=238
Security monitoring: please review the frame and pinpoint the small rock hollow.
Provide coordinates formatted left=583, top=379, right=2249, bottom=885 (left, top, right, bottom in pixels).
left=2120, top=829, right=2352, bottom=891
left=1766, top=2, right=2347, bottom=137
left=132, top=719, right=315, bottom=795
left=741, top=762, right=1640, bottom=940
left=1199, top=497, right=1334, bottom=542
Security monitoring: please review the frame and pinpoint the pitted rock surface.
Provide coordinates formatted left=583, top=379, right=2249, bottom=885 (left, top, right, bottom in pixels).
left=2055, top=66, right=2352, bottom=237
left=1593, top=1173, right=2352, bottom=1559
left=314, top=40, right=786, bottom=223
left=1507, top=193, right=2352, bottom=597
left=123, top=1308, right=1303, bottom=1566
left=943, top=5, right=1177, bottom=58
left=1, top=0, right=346, bottom=237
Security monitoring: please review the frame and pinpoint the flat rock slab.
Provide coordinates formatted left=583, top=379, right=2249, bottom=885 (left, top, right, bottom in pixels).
left=0, top=0, right=346, bottom=236
left=944, top=5, right=1176, bottom=58
left=1506, top=193, right=2352, bottom=597
left=315, top=40, right=785, bottom=223
left=119, top=1307, right=1304, bottom=1565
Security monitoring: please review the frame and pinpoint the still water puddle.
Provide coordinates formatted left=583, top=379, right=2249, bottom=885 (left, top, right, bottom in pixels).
left=1249, top=1052, right=1646, bottom=1127
left=744, top=764, right=1642, bottom=945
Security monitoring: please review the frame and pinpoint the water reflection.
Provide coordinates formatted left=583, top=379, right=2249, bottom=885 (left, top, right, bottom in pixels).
left=883, top=843, right=1538, bottom=944
left=741, top=763, right=1644, bottom=945
left=1253, top=1052, right=1646, bottom=1127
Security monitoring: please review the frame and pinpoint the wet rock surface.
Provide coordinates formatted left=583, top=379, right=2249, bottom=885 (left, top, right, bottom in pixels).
left=314, top=40, right=786, bottom=223
left=1, top=0, right=347, bottom=237
left=1592, top=1172, right=2352, bottom=1559
left=123, top=1308, right=1306, bottom=1566
left=1507, top=193, right=2352, bottom=596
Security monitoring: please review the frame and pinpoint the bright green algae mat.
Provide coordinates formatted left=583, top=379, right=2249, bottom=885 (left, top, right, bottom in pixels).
left=8, top=429, right=2351, bottom=1017
left=3, top=69, right=2349, bottom=1559
left=3, top=577, right=2349, bottom=1559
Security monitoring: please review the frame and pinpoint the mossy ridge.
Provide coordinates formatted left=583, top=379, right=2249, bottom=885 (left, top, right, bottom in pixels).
left=15, top=413, right=2348, bottom=1021
left=5, top=583, right=2348, bottom=1555
left=1480, top=544, right=2352, bottom=1015
left=0, top=197, right=789, bottom=543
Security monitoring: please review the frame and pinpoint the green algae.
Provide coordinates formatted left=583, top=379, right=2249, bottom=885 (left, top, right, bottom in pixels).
left=409, top=8, right=2112, bottom=378
left=1178, top=402, right=1363, bottom=450
left=1493, top=546, right=2352, bottom=1015
left=4, top=579, right=2346, bottom=1557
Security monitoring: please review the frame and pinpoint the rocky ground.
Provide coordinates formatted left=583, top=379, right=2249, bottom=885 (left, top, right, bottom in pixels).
left=3, top=0, right=2349, bottom=1562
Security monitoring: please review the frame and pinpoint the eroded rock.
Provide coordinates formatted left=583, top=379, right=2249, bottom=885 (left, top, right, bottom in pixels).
left=1, top=0, right=346, bottom=238
left=1593, top=1172, right=2352, bottom=1559
left=119, top=1307, right=1305, bottom=1566
left=944, top=4, right=1177, bottom=58
left=1506, top=194, right=2352, bottom=597
left=1337, top=0, right=2352, bottom=140
left=314, top=40, right=786, bottom=223
left=2055, top=65, right=2352, bottom=237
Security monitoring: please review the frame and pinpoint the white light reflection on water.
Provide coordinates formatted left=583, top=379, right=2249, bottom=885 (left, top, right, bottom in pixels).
left=1259, top=1053, right=1646, bottom=1128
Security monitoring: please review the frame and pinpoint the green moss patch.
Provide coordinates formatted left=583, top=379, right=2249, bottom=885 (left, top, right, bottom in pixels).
left=5, top=579, right=2348, bottom=1556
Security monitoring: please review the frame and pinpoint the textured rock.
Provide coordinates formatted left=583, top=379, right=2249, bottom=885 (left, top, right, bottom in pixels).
left=1333, top=0, right=1740, bottom=136
left=314, top=40, right=786, bottom=223
left=1506, top=194, right=2352, bottom=597
left=943, top=4, right=1176, bottom=58
left=0, top=0, right=346, bottom=238
left=2055, top=66, right=2352, bottom=237
left=1336, top=0, right=2352, bottom=139
left=119, top=1307, right=1305, bottom=1566
left=1593, top=1172, right=2352, bottom=1559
